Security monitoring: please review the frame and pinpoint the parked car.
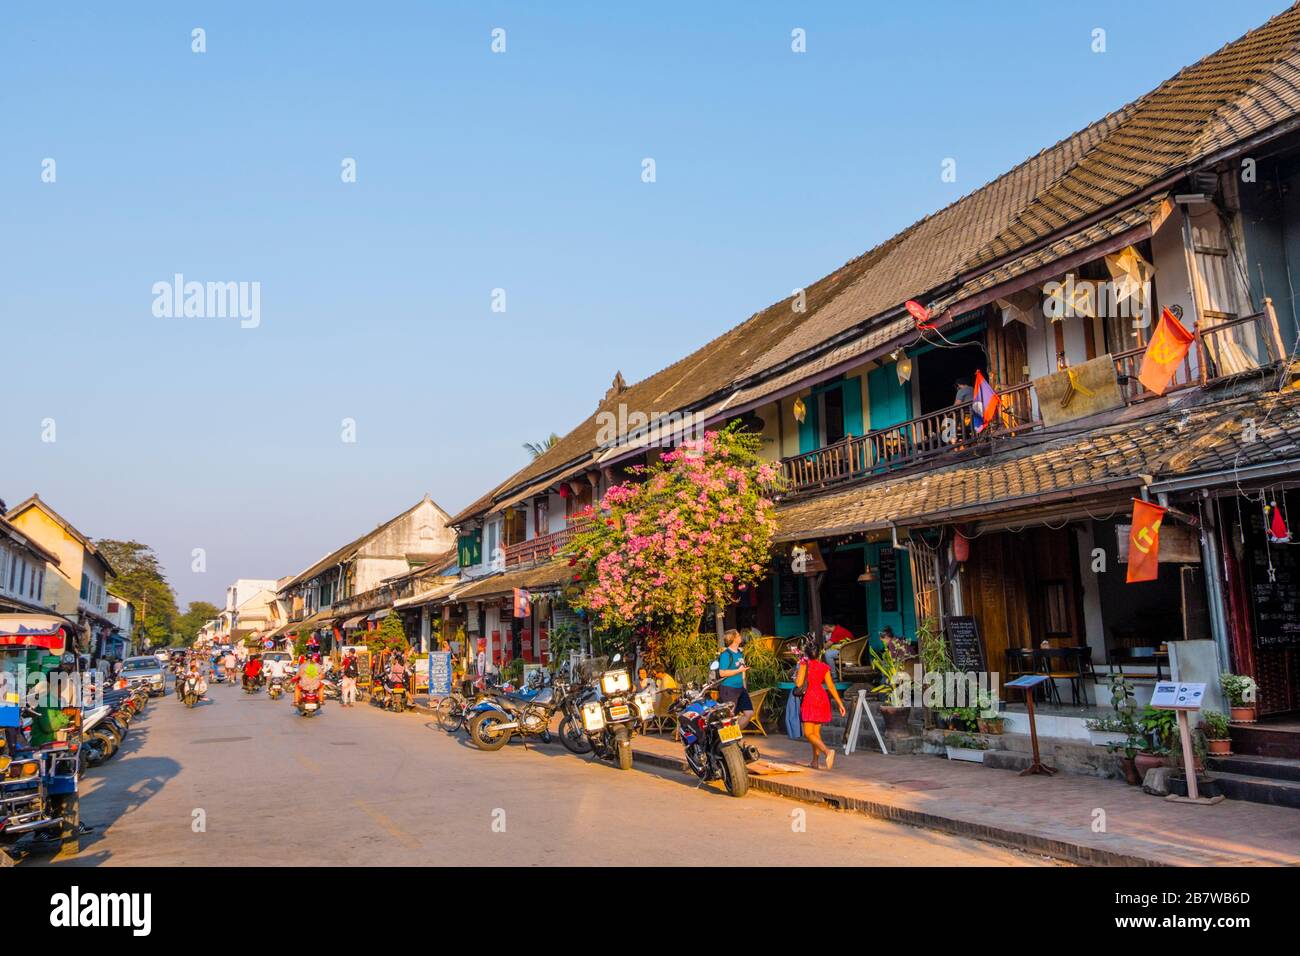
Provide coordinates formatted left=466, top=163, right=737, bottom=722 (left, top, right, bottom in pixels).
left=120, top=656, right=167, bottom=697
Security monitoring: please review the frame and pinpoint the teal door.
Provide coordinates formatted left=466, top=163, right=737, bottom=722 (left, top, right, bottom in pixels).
left=867, top=365, right=912, bottom=430
left=865, top=543, right=916, bottom=651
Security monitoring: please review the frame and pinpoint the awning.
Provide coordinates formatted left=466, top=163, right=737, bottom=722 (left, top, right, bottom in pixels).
left=342, top=615, right=367, bottom=629
left=367, top=609, right=390, bottom=622
left=392, top=579, right=461, bottom=610
left=445, top=559, right=573, bottom=603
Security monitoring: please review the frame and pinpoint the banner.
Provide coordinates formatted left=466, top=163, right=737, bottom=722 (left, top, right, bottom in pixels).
left=1137, top=308, right=1193, bottom=395
left=1126, top=499, right=1167, bottom=583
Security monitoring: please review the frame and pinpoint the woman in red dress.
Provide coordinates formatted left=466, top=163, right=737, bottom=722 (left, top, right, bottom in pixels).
left=796, top=637, right=846, bottom=770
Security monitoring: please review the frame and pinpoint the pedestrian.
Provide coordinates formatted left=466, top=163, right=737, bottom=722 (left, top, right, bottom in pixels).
left=341, top=648, right=359, bottom=707
left=714, top=629, right=754, bottom=731
left=223, top=648, right=238, bottom=685
left=795, top=635, right=845, bottom=769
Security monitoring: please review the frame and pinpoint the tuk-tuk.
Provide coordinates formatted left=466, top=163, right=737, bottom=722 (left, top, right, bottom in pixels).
left=0, top=613, right=84, bottom=853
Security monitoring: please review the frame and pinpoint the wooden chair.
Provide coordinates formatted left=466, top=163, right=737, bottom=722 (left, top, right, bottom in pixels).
left=1034, top=647, right=1083, bottom=706
left=649, top=689, right=679, bottom=737
left=746, top=636, right=782, bottom=657
left=744, top=687, right=770, bottom=736
left=834, top=636, right=872, bottom=682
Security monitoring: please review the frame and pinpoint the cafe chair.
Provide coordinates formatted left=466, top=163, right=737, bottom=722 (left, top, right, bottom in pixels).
left=743, top=687, right=770, bottom=736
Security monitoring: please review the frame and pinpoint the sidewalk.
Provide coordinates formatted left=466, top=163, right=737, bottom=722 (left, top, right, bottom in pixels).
left=631, top=733, right=1300, bottom=866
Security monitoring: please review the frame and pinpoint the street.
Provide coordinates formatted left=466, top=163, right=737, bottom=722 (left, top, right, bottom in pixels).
left=36, top=680, right=1050, bottom=867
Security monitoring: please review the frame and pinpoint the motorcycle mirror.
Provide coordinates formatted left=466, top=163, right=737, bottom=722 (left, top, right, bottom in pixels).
left=611, top=653, right=622, bottom=664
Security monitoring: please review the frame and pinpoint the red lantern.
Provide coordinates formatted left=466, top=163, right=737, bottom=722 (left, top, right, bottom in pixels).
left=905, top=299, right=936, bottom=330
left=953, top=530, right=970, bottom=563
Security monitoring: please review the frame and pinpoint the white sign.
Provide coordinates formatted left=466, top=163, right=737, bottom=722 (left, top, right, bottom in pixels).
left=1149, top=681, right=1206, bottom=711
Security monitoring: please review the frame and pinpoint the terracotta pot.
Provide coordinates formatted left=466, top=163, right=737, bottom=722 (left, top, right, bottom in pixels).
left=977, top=717, right=1005, bottom=735
left=1119, top=756, right=1141, bottom=786
left=1230, top=705, right=1256, bottom=724
left=880, top=705, right=912, bottom=733
left=1207, top=738, right=1232, bottom=755
left=1134, top=752, right=1167, bottom=778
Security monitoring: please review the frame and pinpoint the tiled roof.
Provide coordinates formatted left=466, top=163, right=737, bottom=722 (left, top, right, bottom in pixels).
left=774, top=382, right=1300, bottom=540
left=455, top=6, right=1300, bottom=524
left=445, top=559, right=574, bottom=602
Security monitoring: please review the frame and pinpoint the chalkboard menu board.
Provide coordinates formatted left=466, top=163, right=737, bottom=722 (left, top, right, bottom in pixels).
left=779, top=573, right=801, bottom=618
left=878, top=547, right=899, bottom=613
left=945, top=616, right=987, bottom=673
left=1248, top=511, right=1300, bottom=647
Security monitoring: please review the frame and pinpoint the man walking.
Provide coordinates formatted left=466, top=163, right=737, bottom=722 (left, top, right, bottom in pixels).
left=715, top=629, right=754, bottom=731
left=340, top=648, right=359, bottom=707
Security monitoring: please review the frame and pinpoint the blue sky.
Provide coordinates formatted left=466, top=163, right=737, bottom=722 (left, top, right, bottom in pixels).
left=1, top=0, right=1288, bottom=606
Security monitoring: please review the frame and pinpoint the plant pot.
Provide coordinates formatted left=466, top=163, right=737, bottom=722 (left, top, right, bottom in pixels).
left=1169, top=771, right=1222, bottom=800
left=1230, top=705, right=1257, bottom=724
left=977, top=717, right=1005, bottom=735
left=945, top=746, right=985, bottom=763
left=880, top=705, right=912, bottom=733
left=1207, top=738, right=1232, bottom=756
left=1119, top=756, right=1141, bottom=786
left=1134, top=752, right=1167, bottom=777
left=1088, top=730, right=1129, bottom=748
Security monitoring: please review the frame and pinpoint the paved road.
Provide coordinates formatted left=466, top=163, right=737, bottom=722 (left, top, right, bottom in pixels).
left=35, top=681, right=1050, bottom=866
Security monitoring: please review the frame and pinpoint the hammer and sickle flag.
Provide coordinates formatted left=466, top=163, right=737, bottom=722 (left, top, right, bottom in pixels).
left=1137, top=308, right=1194, bottom=395
left=1126, top=499, right=1167, bottom=583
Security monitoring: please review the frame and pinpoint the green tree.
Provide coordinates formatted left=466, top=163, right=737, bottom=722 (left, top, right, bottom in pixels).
left=175, top=601, right=221, bottom=646
left=95, top=539, right=180, bottom=648
left=364, top=613, right=409, bottom=655
left=522, top=433, right=560, bottom=459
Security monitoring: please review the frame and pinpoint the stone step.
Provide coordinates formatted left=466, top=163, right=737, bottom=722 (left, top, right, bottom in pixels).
left=1208, top=771, right=1300, bottom=809
left=1226, top=723, right=1300, bottom=759
left=1207, top=754, right=1300, bottom=784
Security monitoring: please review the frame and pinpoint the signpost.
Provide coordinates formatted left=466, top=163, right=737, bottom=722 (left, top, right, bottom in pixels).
left=1004, top=675, right=1054, bottom=776
left=1149, top=681, right=1222, bottom=805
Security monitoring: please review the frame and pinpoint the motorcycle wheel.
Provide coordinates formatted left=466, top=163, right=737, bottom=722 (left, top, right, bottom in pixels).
left=434, top=697, right=462, bottom=733
left=469, top=711, right=512, bottom=751
left=53, top=794, right=80, bottom=841
left=614, top=726, right=633, bottom=771
left=720, top=745, right=749, bottom=798
left=558, top=716, right=592, bottom=754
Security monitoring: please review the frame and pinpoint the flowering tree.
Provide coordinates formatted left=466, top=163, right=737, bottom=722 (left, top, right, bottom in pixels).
left=565, top=426, right=777, bottom=673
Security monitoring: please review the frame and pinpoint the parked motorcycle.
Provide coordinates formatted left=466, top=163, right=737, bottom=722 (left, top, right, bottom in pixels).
left=569, top=656, right=653, bottom=771
left=670, top=677, right=750, bottom=797
left=469, top=672, right=573, bottom=751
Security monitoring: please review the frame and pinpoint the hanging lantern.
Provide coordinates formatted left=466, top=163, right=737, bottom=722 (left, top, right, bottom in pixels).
left=953, top=530, right=970, bottom=563
left=896, top=353, right=913, bottom=385
left=857, top=564, right=877, bottom=583
left=793, top=396, right=807, bottom=424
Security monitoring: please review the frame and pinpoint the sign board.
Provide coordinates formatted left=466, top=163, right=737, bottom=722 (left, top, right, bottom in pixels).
left=428, top=651, right=452, bottom=697
left=1117, top=523, right=1201, bottom=564
left=410, top=654, right=430, bottom=690
left=944, top=616, right=987, bottom=673
left=778, top=572, right=801, bottom=617
left=1149, top=681, right=1206, bottom=711
left=791, top=542, right=827, bottom=575
left=1032, top=354, right=1125, bottom=427
left=878, top=546, right=899, bottom=613
left=1004, top=674, right=1050, bottom=689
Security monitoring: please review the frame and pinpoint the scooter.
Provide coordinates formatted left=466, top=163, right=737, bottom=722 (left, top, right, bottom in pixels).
left=267, top=675, right=286, bottom=701
left=297, top=688, right=322, bottom=718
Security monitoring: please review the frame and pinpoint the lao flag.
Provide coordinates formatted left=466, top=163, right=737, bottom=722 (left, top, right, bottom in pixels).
left=512, top=587, right=531, bottom=618
left=972, top=370, right=1001, bottom=433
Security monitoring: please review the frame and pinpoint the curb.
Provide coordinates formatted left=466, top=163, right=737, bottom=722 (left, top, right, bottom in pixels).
left=631, top=749, right=1167, bottom=867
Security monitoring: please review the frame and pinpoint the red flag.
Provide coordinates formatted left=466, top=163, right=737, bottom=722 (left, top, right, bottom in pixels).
left=512, top=587, right=531, bottom=618
left=1126, top=499, right=1166, bottom=583
left=972, top=370, right=1001, bottom=432
left=1138, top=308, right=1194, bottom=395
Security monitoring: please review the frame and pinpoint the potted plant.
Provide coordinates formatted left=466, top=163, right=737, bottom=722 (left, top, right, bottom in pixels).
left=1220, top=673, right=1258, bottom=723
left=870, top=645, right=913, bottom=732
left=943, top=732, right=988, bottom=763
left=975, top=691, right=1004, bottom=734
left=1199, top=709, right=1232, bottom=755
left=1085, top=715, right=1133, bottom=748
left=1106, top=734, right=1145, bottom=785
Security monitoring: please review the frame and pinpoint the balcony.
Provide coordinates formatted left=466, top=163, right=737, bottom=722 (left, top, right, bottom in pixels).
left=780, top=307, right=1285, bottom=496
left=503, top=520, right=588, bottom=569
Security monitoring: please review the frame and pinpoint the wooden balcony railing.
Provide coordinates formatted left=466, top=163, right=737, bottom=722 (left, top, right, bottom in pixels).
left=503, top=520, right=590, bottom=569
left=781, top=381, right=1042, bottom=494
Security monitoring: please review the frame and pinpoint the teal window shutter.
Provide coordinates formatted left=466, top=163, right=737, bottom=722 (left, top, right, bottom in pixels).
left=797, top=395, right=819, bottom=453
left=841, top=376, right=864, bottom=437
